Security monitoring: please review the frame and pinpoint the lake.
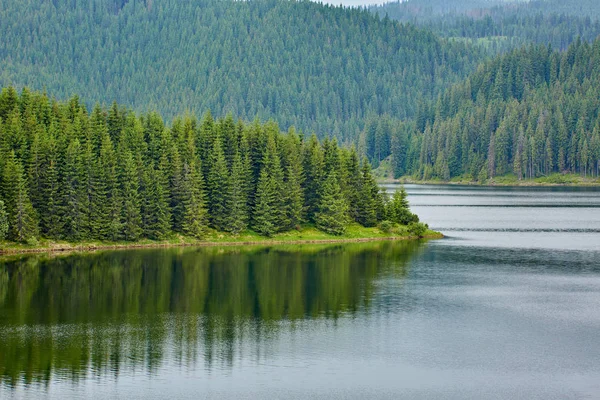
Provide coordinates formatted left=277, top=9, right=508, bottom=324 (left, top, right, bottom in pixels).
left=1, top=184, right=600, bottom=399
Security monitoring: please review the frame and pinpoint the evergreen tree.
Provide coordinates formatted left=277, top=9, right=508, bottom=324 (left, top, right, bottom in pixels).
left=386, top=188, right=419, bottom=225
left=206, top=138, right=229, bottom=231
left=356, top=160, right=381, bottom=227
left=283, top=149, right=305, bottom=230
left=62, top=139, right=88, bottom=240
left=315, top=172, right=348, bottom=236
left=252, top=169, right=278, bottom=237
left=142, top=165, right=171, bottom=240
left=2, top=153, right=38, bottom=242
left=120, top=151, right=143, bottom=241
left=224, top=152, right=249, bottom=234
left=180, top=160, right=208, bottom=239
left=0, top=198, right=8, bottom=240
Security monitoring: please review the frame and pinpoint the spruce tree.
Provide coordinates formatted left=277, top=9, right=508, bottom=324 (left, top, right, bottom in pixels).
left=343, top=147, right=362, bottom=223
left=206, top=137, right=229, bottom=231
left=356, top=159, right=379, bottom=227
left=142, top=165, right=171, bottom=240
left=261, top=135, right=286, bottom=230
left=62, top=139, right=88, bottom=240
left=0, top=198, right=8, bottom=241
left=181, top=160, right=208, bottom=239
left=2, top=153, right=38, bottom=242
left=252, top=169, right=278, bottom=236
left=386, top=188, right=418, bottom=225
left=224, top=152, right=249, bottom=234
left=302, top=135, right=324, bottom=223
left=315, top=172, right=348, bottom=236
left=120, top=151, right=143, bottom=241
left=282, top=134, right=305, bottom=230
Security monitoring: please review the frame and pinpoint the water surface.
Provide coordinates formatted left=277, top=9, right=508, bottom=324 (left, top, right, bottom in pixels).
left=2, top=185, right=600, bottom=399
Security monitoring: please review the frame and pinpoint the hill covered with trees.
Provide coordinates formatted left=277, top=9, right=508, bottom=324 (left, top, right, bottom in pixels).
left=0, top=0, right=482, bottom=142
left=372, top=0, right=600, bottom=54
left=381, top=37, right=600, bottom=181
left=0, top=87, right=425, bottom=244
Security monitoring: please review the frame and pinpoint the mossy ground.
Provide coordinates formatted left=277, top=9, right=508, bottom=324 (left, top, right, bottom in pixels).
left=0, top=223, right=442, bottom=255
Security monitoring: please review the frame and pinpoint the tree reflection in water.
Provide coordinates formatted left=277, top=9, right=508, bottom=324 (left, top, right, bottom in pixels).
left=0, top=241, right=423, bottom=387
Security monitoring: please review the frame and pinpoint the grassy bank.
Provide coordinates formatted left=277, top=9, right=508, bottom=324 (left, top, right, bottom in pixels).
left=388, top=173, right=600, bottom=187
left=0, top=224, right=443, bottom=255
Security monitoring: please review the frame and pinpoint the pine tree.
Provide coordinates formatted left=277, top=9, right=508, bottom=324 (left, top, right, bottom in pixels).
left=142, top=165, right=171, bottom=240
left=302, top=135, right=324, bottom=223
left=356, top=159, right=379, bottom=227
left=0, top=198, right=8, bottom=241
left=283, top=154, right=305, bottom=231
left=315, top=172, right=348, bottom=236
left=261, top=135, right=286, bottom=230
left=40, top=132, right=63, bottom=238
left=386, top=188, right=418, bottom=225
left=224, top=152, right=249, bottom=234
left=62, top=139, right=88, bottom=240
left=343, top=147, right=362, bottom=223
left=2, top=153, right=38, bottom=242
left=252, top=169, right=278, bottom=237
left=206, top=138, right=229, bottom=231
left=120, top=151, right=143, bottom=241
left=181, top=160, right=208, bottom=239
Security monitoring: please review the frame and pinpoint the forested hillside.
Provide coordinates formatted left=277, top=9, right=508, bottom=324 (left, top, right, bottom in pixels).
left=0, top=87, right=424, bottom=243
left=383, top=38, right=600, bottom=181
left=372, top=0, right=600, bottom=53
left=0, top=0, right=482, bottom=142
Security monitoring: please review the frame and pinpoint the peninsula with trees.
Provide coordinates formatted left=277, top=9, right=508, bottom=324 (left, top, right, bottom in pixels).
left=0, top=87, right=436, bottom=253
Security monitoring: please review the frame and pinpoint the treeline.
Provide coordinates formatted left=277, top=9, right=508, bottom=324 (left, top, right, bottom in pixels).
left=430, top=13, right=600, bottom=53
left=382, top=38, right=600, bottom=180
left=372, top=0, right=600, bottom=54
left=0, top=0, right=482, bottom=142
left=371, top=0, right=600, bottom=23
left=0, top=87, right=421, bottom=243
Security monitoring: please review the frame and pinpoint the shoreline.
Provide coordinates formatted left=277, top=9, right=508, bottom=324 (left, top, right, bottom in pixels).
left=0, top=232, right=444, bottom=256
left=381, top=178, right=600, bottom=187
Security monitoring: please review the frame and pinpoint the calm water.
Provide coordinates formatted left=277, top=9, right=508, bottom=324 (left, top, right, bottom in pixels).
left=2, top=185, right=600, bottom=399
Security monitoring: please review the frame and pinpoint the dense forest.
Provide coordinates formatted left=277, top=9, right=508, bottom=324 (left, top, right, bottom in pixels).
left=0, top=0, right=482, bottom=142
left=377, top=38, right=600, bottom=180
left=371, top=0, right=600, bottom=23
left=0, top=87, right=423, bottom=243
left=371, top=0, right=600, bottom=54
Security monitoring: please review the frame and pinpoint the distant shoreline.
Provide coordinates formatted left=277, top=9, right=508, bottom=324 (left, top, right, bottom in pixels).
left=380, top=176, right=600, bottom=187
left=0, top=230, right=443, bottom=256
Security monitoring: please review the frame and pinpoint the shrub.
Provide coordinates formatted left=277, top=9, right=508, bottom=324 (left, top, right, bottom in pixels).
left=378, top=220, right=393, bottom=233
left=407, top=222, right=428, bottom=238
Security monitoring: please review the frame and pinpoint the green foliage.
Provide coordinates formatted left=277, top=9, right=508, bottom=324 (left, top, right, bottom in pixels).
left=0, top=87, right=406, bottom=241
left=386, top=188, right=419, bottom=225
left=383, top=38, right=600, bottom=181
left=378, top=220, right=393, bottom=234
left=0, top=199, right=8, bottom=240
left=180, top=161, right=208, bottom=239
left=372, top=0, right=600, bottom=54
left=315, top=172, right=349, bottom=236
left=407, top=222, right=428, bottom=238
left=0, top=0, right=482, bottom=142
left=252, top=170, right=279, bottom=237
left=2, top=153, right=38, bottom=242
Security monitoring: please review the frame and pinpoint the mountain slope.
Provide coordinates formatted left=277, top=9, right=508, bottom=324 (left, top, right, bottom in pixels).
left=372, top=0, right=600, bottom=54
left=0, top=0, right=482, bottom=141
left=386, top=38, right=600, bottom=181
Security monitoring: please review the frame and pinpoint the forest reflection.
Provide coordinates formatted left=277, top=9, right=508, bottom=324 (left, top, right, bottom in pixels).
left=0, top=241, right=423, bottom=387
